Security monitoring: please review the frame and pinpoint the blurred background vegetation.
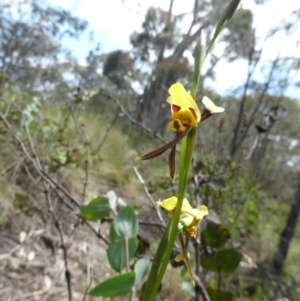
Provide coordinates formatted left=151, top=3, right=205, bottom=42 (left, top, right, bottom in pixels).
left=0, top=0, right=300, bottom=300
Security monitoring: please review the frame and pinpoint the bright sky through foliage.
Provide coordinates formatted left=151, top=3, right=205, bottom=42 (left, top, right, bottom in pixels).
left=48, top=0, right=300, bottom=99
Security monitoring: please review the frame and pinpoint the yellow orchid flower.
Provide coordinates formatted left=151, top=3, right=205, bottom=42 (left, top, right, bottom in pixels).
left=156, top=197, right=208, bottom=238
left=157, top=196, right=208, bottom=286
left=156, top=196, right=208, bottom=286
left=156, top=196, right=178, bottom=212
left=166, top=83, right=201, bottom=133
left=137, top=82, right=225, bottom=180
left=166, top=83, right=225, bottom=132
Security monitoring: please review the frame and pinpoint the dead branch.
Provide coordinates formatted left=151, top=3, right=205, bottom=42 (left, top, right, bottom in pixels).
left=133, top=166, right=165, bottom=227
left=80, top=123, right=89, bottom=204
left=100, top=91, right=166, bottom=144
left=44, top=185, right=72, bottom=301
left=94, top=111, right=120, bottom=155
left=0, top=112, right=109, bottom=246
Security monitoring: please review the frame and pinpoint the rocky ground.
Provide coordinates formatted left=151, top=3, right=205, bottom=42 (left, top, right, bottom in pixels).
left=0, top=167, right=190, bottom=301
left=0, top=200, right=110, bottom=301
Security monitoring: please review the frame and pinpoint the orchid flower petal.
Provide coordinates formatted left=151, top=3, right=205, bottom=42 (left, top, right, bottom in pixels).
left=156, top=196, right=177, bottom=212
left=202, top=96, right=225, bottom=114
left=167, top=83, right=201, bottom=127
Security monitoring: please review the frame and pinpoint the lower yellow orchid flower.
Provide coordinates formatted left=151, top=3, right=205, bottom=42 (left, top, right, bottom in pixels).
left=157, top=196, right=208, bottom=286
left=156, top=197, right=208, bottom=238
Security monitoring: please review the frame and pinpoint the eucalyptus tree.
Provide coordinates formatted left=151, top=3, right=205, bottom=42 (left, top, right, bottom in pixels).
left=0, top=0, right=88, bottom=98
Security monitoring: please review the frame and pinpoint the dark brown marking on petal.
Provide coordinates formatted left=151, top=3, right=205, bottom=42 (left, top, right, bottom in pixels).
left=189, top=108, right=198, bottom=120
left=199, top=108, right=212, bottom=123
left=172, top=104, right=181, bottom=112
left=173, top=120, right=188, bottom=133
left=173, top=120, right=180, bottom=130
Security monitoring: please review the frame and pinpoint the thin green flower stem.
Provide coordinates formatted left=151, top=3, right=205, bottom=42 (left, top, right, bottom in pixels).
left=156, top=128, right=197, bottom=288
left=185, top=234, right=190, bottom=248
left=142, top=221, right=172, bottom=301
left=129, top=286, right=135, bottom=301
left=192, top=32, right=205, bottom=99
left=124, top=237, right=129, bottom=272
left=143, top=128, right=197, bottom=301
left=192, top=0, right=240, bottom=97
left=125, top=238, right=135, bottom=301
left=206, top=0, right=241, bottom=58
left=158, top=128, right=197, bottom=275
left=178, top=128, right=197, bottom=194
left=158, top=128, right=196, bottom=281
left=179, top=233, right=195, bottom=286
left=142, top=2, right=241, bottom=299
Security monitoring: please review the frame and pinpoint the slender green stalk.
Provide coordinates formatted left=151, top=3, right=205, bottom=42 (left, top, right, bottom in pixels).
left=142, top=129, right=197, bottom=301
left=157, top=128, right=197, bottom=285
left=123, top=238, right=134, bottom=301
left=206, top=0, right=241, bottom=58
left=179, top=233, right=195, bottom=286
left=142, top=218, right=172, bottom=300
left=125, top=238, right=129, bottom=272
left=192, top=31, right=206, bottom=98
left=141, top=3, right=241, bottom=299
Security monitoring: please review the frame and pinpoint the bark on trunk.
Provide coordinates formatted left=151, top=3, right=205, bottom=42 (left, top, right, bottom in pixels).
left=272, top=176, right=300, bottom=273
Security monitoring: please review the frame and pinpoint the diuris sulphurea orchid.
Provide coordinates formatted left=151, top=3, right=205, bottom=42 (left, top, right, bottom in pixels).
left=156, top=196, right=208, bottom=238
left=156, top=196, right=208, bottom=285
left=136, top=82, right=224, bottom=180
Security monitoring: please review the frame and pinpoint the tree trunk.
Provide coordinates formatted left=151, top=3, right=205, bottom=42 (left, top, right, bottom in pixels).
left=272, top=175, right=300, bottom=273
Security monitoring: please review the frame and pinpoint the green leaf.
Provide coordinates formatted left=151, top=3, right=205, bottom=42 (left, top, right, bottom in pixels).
left=216, top=249, right=242, bottom=273
left=109, top=205, right=138, bottom=240
left=207, top=286, right=234, bottom=301
left=89, top=272, right=135, bottom=297
left=79, top=196, right=110, bottom=221
left=202, top=222, right=230, bottom=248
left=109, top=221, right=119, bottom=241
left=107, top=237, right=138, bottom=272
left=201, top=256, right=219, bottom=272
left=134, top=258, right=151, bottom=287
